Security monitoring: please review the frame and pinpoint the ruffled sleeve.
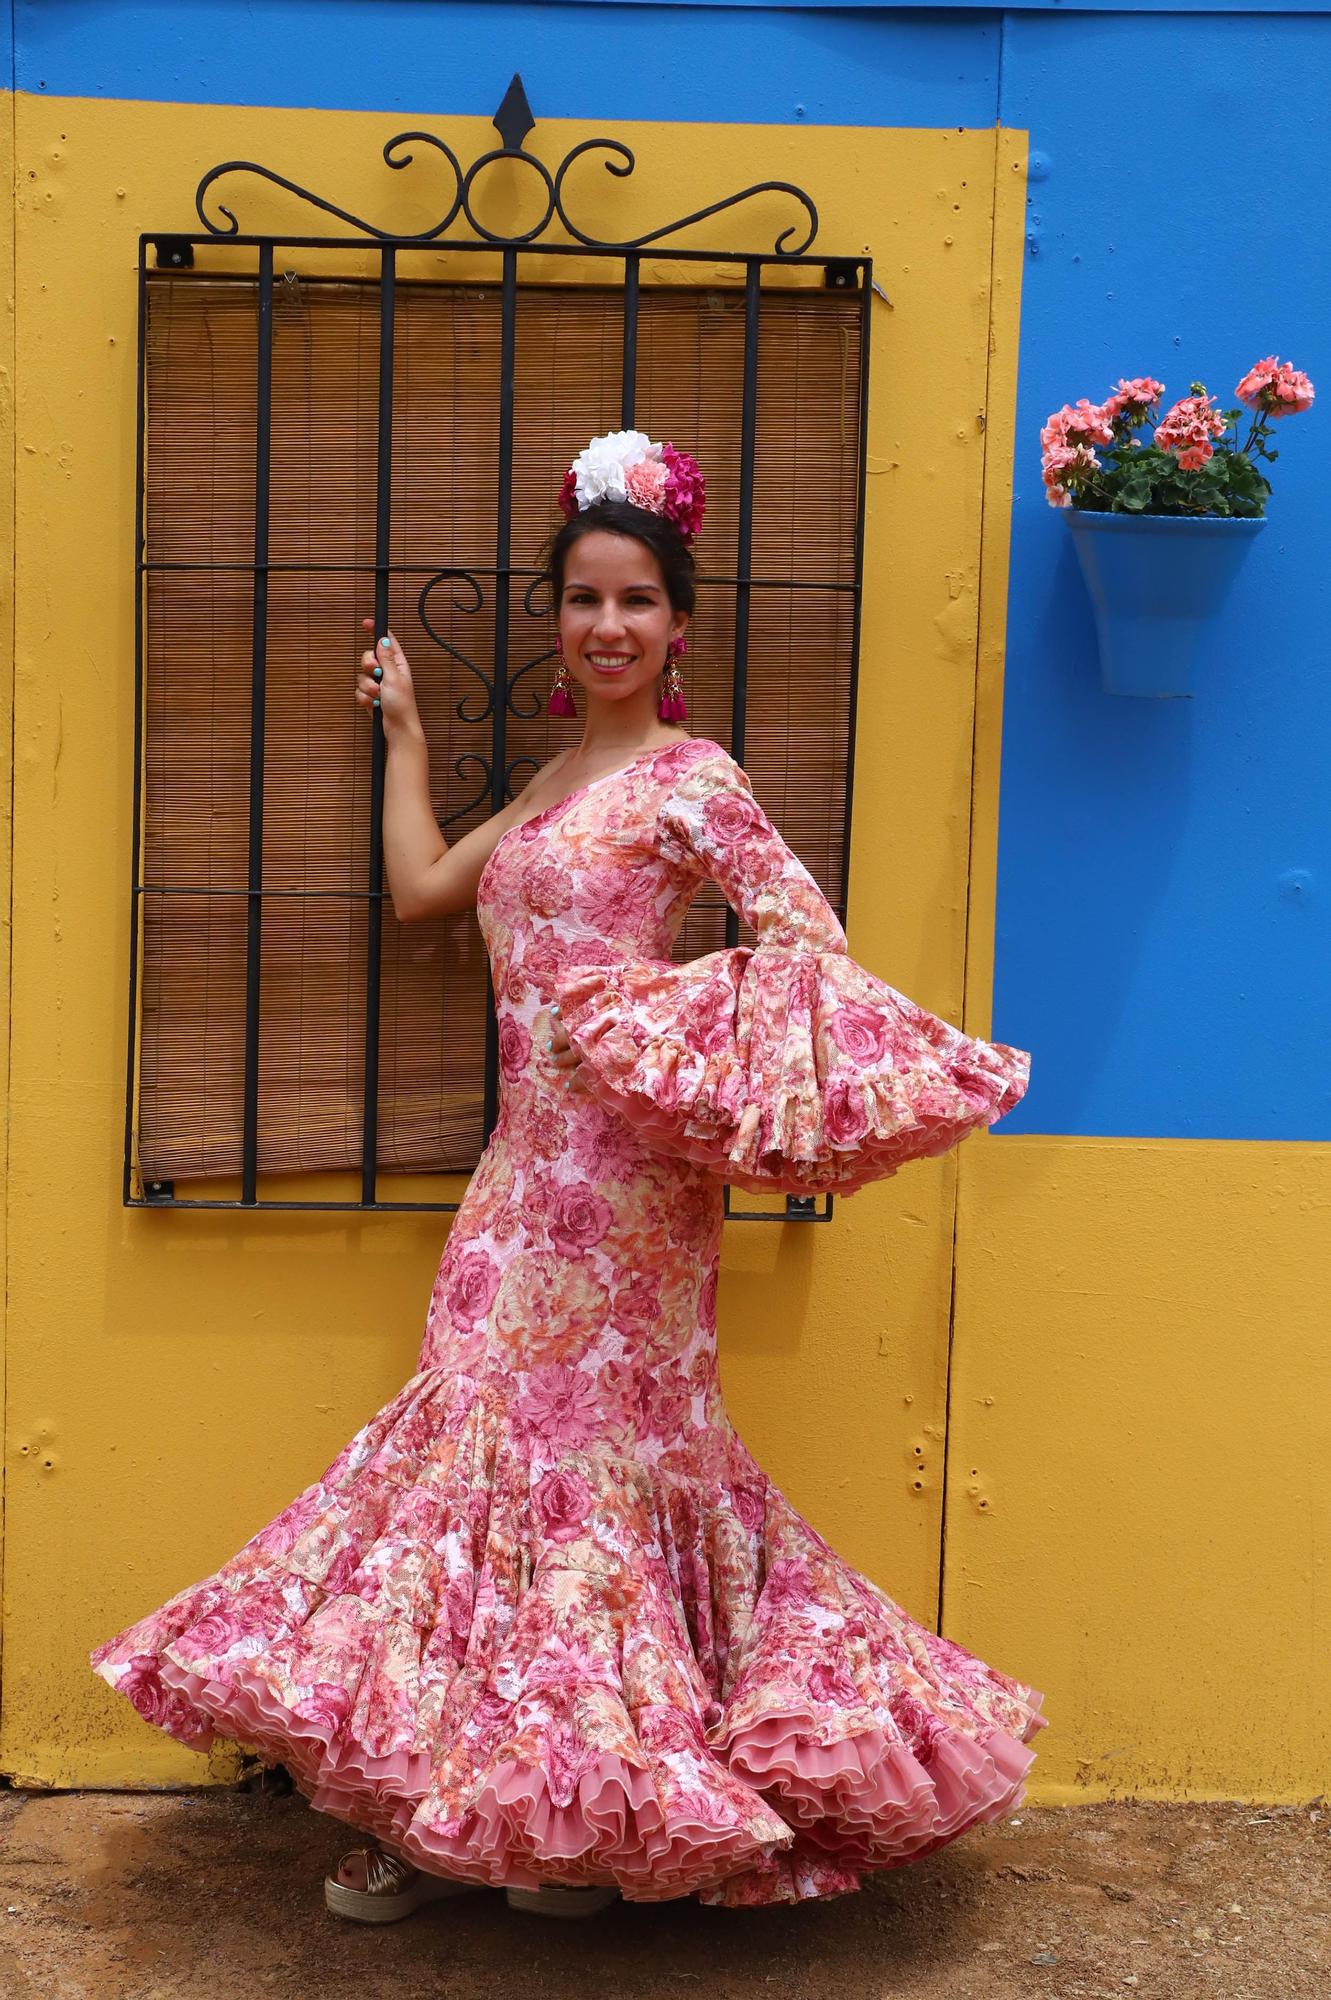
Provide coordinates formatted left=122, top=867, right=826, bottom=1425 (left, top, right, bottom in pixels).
left=553, top=745, right=1030, bottom=1196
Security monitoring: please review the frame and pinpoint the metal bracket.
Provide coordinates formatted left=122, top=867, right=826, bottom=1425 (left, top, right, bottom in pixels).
left=722, top=1190, right=833, bottom=1223
left=824, top=259, right=862, bottom=291
left=151, top=236, right=195, bottom=270
left=142, top=1177, right=176, bottom=1203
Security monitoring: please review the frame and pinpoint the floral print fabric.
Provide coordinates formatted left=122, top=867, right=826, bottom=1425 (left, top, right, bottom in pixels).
left=92, top=735, right=1044, bottom=1907
left=555, top=742, right=1030, bottom=1194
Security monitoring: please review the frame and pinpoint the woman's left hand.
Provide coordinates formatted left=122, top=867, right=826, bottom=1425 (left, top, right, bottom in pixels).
left=547, top=1008, right=584, bottom=1088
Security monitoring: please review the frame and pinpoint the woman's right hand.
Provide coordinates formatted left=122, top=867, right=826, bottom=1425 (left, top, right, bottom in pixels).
left=355, top=617, right=424, bottom=740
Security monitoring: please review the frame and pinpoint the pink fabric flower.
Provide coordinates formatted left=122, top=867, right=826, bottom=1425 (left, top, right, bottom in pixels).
left=513, top=1363, right=602, bottom=1450
left=1235, top=354, right=1314, bottom=417
left=624, top=457, right=669, bottom=510
left=119, top=1654, right=172, bottom=1727
left=445, top=1249, right=502, bottom=1325
left=498, top=1016, right=532, bottom=1081
left=611, top=1271, right=660, bottom=1327
left=828, top=1001, right=889, bottom=1066
left=660, top=442, right=706, bottom=542
left=533, top=1467, right=594, bottom=1544
left=807, top=1658, right=860, bottom=1706
left=557, top=432, right=706, bottom=544
left=181, top=1610, right=241, bottom=1659
left=548, top=1183, right=612, bottom=1257
left=822, top=1078, right=871, bottom=1148
left=294, top=1683, right=352, bottom=1734
left=701, top=788, right=759, bottom=849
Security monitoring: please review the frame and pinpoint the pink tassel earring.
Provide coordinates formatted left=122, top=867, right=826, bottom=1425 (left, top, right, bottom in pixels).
left=548, top=645, right=577, bottom=717
left=658, top=635, right=689, bottom=722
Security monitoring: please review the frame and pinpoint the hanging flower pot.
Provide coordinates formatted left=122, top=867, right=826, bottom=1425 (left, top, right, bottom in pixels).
left=1039, top=357, right=1314, bottom=698
left=1065, top=510, right=1265, bottom=699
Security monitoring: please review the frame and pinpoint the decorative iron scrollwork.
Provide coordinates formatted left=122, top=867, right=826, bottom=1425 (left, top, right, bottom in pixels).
left=193, top=72, right=818, bottom=256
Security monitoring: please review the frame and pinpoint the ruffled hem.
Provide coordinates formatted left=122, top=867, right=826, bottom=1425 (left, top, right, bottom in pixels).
left=554, top=946, right=1030, bottom=1196
left=91, top=1376, right=1047, bottom=1906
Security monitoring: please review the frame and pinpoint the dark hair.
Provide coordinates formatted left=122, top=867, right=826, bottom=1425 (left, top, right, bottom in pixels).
left=543, top=499, right=696, bottom=615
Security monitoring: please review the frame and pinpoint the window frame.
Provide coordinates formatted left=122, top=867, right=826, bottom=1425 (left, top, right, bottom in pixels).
left=125, top=118, right=873, bottom=1223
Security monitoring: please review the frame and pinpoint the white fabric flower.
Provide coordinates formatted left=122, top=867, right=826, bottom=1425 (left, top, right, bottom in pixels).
left=569, top=430, right=662, bottom=508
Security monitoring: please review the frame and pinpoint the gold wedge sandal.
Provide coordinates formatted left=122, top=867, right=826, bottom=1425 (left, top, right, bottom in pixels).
left=505, top=1883, right=620, bottom=1918
left=324, top=1845, right=487, bottom=1924
left=324, top=1846, right=620, bottom=1923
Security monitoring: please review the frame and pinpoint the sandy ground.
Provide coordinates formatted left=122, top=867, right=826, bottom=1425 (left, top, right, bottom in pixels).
left=0, top=1781, right=1325, bottom=2000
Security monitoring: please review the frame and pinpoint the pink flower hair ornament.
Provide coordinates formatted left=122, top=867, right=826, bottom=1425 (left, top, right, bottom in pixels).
left=558, top=430, right=706, bottom=545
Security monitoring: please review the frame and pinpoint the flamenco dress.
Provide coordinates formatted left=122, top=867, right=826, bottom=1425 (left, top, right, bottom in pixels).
left=91, top=735, right=1047, bottom=1907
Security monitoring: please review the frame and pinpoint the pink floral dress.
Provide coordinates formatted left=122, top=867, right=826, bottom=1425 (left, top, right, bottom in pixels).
left=92, top=735, right=1045, bottom=1908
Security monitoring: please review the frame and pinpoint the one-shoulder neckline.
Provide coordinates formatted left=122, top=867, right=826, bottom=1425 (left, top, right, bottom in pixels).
left=492, top=735, right=719, bottom=843
left=475, top=736, right=723, bottom=902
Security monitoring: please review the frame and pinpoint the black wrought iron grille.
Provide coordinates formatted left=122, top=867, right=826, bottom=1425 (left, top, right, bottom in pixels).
left=126, top=113, right=872, bottom=1221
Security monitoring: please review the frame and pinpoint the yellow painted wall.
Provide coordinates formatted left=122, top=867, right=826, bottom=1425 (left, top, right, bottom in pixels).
left=956, top=171, right=1331, bottom=1798
left=0, top=95, right=1041, bottom=1789
left=1, top=83, right=15, bottom=1789
left=949, top=1136, right=1331, bottom=1802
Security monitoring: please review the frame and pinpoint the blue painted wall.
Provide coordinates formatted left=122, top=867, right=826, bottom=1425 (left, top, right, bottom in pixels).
left=993, top=11, right=1328, bottom=1141
left=14, top=2, right=998, bottom=126
left=14, top=1, right=1329, bottom=1142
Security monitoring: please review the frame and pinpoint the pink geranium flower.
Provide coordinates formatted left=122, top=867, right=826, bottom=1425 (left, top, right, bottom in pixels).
left=1102, top=376, right=1166, bottom=423
left=1156, top=391, right=1228, bottom=471
left=1042, top=356, right=1311, bottom=513
left=1039, top=400, right=1116, bottom=506
left=1235, top=354, right=1315, bottom=417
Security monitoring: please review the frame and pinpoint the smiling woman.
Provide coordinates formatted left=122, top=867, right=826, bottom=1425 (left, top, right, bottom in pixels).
left=546, top=436, right=701, bottom=699
left=91, top=435, right=1041, bottom=1923
left=547, top=510, right=691, bottom=716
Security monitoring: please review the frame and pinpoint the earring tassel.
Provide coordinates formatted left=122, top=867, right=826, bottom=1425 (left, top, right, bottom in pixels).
left=549, top=685, right=576, bottom=717
left=659, top=662, right=688, bottom=722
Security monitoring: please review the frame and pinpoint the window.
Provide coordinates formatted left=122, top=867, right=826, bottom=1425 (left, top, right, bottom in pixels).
left=129, top=103, right=871, bottom=1218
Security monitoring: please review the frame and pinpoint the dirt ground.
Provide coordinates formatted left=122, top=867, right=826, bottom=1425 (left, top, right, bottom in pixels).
left=0, top=1782, right=1325, bottom=2000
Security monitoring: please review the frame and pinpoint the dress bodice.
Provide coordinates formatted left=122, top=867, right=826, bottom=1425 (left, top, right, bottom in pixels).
left=473, top=735, right=1029, bottom=1196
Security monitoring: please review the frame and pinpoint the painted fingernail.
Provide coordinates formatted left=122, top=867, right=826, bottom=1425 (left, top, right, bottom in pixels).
left=373, top=698, right=381, bottom=710
left=379, top=636, right=391, bottom=649
left=372, top=665, right=384, bottom=682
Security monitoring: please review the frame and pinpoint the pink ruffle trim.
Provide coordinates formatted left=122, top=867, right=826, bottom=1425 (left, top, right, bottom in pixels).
left=555, top=946, right=1031, bottom=1197
left=151, top=1653, right=786, bottom=1899
left=91, top=1390, right=1048, bottom=1907
left=104, top=1642, right=1045, bottom=1905
left=720, top=1708, right=1040, bottom=1864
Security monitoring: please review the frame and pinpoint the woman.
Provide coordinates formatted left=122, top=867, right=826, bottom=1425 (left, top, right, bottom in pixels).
left=92, top=431, right=1045, bottom=1923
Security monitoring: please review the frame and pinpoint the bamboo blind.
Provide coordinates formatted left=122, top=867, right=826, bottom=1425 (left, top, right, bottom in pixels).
left=137, top=275, right=862, bottom=1182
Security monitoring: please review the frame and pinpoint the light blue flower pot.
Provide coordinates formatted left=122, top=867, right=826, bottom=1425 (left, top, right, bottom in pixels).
left=1065, top=510, right=1267, bottom=699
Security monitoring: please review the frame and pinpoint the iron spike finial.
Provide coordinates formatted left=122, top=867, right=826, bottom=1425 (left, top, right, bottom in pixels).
left=493, top=74, right=535, bottom=154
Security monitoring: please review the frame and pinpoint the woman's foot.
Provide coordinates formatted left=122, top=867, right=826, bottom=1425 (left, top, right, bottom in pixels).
left=324, top=1844, right=485, bottom=1924
left=505, top=1883, right=620, bottom=1918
